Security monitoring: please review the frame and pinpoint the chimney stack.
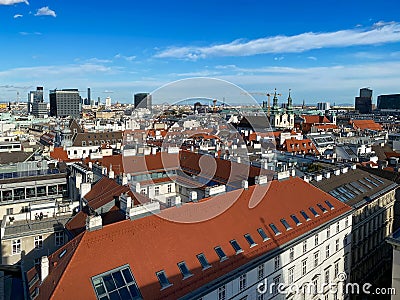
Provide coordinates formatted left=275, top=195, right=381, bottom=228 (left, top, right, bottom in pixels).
left=41, top=256, right=49, bottom=282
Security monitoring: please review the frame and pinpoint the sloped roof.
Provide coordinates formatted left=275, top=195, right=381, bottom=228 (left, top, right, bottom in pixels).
left=350, top=119, right=383, bottom=131
left=28, top=177, right=352, bottom=300
left=301, top=115, right=331, bottom=124
left=283, top=137, right=319, bottom=154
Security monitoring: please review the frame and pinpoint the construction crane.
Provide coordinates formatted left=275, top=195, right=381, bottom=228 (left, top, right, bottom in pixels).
left=241, top=89, right=282, bottom=116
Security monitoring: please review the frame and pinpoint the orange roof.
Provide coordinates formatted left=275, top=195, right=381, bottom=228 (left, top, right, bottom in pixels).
left=28, top=177, right=352, bottom=300
left=313, top=124, right=338, bottom=130
left=350, top=119, right=383, bottom=131
left=283, top=137, right=319, bottom=154
left=301, top=115, right=331, bottom=124
left=50, top=147, right=69, bottom=161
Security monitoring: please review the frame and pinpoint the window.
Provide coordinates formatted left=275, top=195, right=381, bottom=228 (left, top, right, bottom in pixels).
left=239, top=274, right=247, bottom=291
left=325, top=268, right=330, bottom=284
left=218, top=285, right=226, bottom=300
left=55, top=232, right=64, bottom=246
left=315, top=234, right=319, bottom=246
left=257, top=228, right=269, bottom=241
left=335, top=239, right=340, bottom=252
left=317, top=203, right=328, bottom=213
left=274, top=256, right=280, bottom=270
left=272, top=275, right=280, bottom=295
left=334, top=261, right=339, bottom=277
left=314, top=251, right=319, bottom=268
left=303, top=240, right=307, bottom=253
left=326, top=245, right=330, bottom=258
left=290, top=247, right=294, bottom=261
left=197, top=253, right=211, bottom=270
left=12, top=239, right=21, bottom=255
left=257, top=264, right=264, bottom=281
left=214, top=246, right=228, bottom=262
left=6, top=208, right=13, bottom=215
left=327, top=227, right=330, bottom=238
left=325, top=200, right=334, bottom=210
left=302, top=259, right=307, bottom=275
left=336, top=222, right=340, bottom=233
left=167, top=184, right=172, bottom=193
left=281, top=219, right=292, bottom=231
left=140, top=188, right=146, bottom=195
left=309, top=207, right=319, bottom=217
left=300, top=210, right=311, bottom=221
left=269, top=223, right=281, bottom=235
left=291, top=214, right=302, bottom=226
left=34, top=236, right=43, bottom=249
left=177, top=261, right=192, bottom=279
left=230, top=240, right=243, bottom=254
left=288, top=267, right=294, bottom=284
left=154, top=186, right=160, bottom=196
left=91, top=265, right=142, bottom=299
left=244, top=234, right=257, bottom=248
left=345, top=217, right=349, bottom=228
left=156, top=270, right=172, bottom=289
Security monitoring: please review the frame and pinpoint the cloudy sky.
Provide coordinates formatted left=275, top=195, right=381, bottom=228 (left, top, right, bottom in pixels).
left=0, top=0, right=399, bottom=105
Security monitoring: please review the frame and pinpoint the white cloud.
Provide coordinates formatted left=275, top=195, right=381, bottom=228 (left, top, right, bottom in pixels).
left=115, top=54, right=136, bottom=61
left=13, top=14, right=23, bottom=18
left=0, top=0, right=28, bottom=5
left=35, top=6, right=56, bottom=17
left=155, top=22, right=400, bottom=59
left=274, top=56, right=284, bottom=61
left=307, top=56, right=317, bottom=61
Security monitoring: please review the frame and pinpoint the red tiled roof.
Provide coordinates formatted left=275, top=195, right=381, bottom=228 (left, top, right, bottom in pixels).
left=350, top=119, right=383, bottom=131
left=29, top=177, right=352, bottom=300
left=313, top=124, right=338, bottom=130
left=301, top=115, right=331, bottom=124
left=50, top=147, right=69, bottom=161
left=283, top=137, right=319, bottom=155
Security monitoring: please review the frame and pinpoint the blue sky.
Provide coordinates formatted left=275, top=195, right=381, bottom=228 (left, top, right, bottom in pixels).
left=0, top=0, right=400, bottom=105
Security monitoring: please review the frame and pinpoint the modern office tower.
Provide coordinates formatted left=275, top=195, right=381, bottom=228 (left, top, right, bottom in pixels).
left=87, top=88, right=91, bottom=104
left=105, top=97, right=112, bottom=108
left=134, top=93, right=152, bottom=110
left=355, top=88, right=373, bottom=114
left=27, top=87, right=44, bottom=114
left=49, top=89, right=81, bottom=118
left=317, top=102, right=330, bottom=110
left=377, top=94, right=400, bottom=110
left=31, top=101, right=47, bottom=118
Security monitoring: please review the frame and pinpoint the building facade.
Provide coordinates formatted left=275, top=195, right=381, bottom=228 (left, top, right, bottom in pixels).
left=355, top=88, right=372, bottom=114
left=49, top=89, right=81, bottom=118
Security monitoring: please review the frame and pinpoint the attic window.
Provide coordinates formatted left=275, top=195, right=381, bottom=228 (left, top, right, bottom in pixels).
left=290, top=214, right=302, bottom=226
left=156, top=270, right=172, bottom=290
left=230, top=240, right=243, bottom=254
left=177, top=261, right=193, bottom=279
left=325, top=200, right=335, bottom=210
left=309, top=207, right=320, bottom=217
left=196, top=253, right=211, bottom=270
left=91, top=265, right=142, bottom=299
left=214, top=246, right=228, bottom=262
left=59, top=249, right=67, bottom=258
left=317, top=204, right=328, bottom=213
left=300, top=210, right=311, bottom=221
left=257, top=228, right=269, bottom=241
left=244, top=234, right=257, bottom=247
left=269, top=223, right=281, bottom=235
left=280, top=219, right=292, bottom=231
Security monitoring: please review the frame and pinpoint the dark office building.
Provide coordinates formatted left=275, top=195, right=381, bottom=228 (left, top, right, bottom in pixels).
left=134, top=93, right=152, bottom=110
left=355, top=88, right=372, bottom=114
left=377, top=94, right=400, bottom=110
left=49, top=89, right=81, bottom=118
left=27, top=87, right=44, bottom=114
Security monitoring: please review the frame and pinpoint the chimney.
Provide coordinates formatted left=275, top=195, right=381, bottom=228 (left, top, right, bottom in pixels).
left=41, top=256, right=49, bottom=282
left=241, top=180, right=249, bottom=190
left=190, top=191, right=198, bottom=202
left=122, top=173, right=128, bottom=185
left=86, top=215, right=102, bottom=231
left=152, top=147, right=157, bottom=155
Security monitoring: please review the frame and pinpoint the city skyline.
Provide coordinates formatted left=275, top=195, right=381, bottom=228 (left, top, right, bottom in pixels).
left=0, top=0, right=400, bottom=103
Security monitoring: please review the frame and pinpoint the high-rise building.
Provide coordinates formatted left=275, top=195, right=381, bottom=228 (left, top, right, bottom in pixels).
left=27, top=87, right=44, bottom=114
left=87, top=88, right=91, bottom=103
left=105, top=97, right=112, bottom=108
left=355, top=88, right=372, bottom=114
left=377, top=93, right=400, bottom=110
left=317, top=102, right=330, bottom=110
left=49, top=89, right=81, bottom=118
left=134, top=93, right=152, bottom=110
left=32, top=101, right=47, bottom=118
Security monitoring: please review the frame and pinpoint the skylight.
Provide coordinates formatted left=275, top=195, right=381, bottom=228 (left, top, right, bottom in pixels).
left=197, top=253, right=211, bottom=270
left=290, top=214, right=302, bottom=226
left=280, top=219, right=292, bottom=231
left=309, top=207, right=320, bottom=217
left=214, top=246, right=228, bottom=262
left=230, top=240, right=244, bottom=254
left=177, top=261, right=193, bottom=279
left=91, top=265, right=142, bottom=300
left=300, top=210, right=311, bottom=221
left=370, top=175, right=384, bottom=184
left=244, top=234, right=257, bottom=247
left=156, top=270, right=172, bottom=290
left=325, top=200, right=334, bottom=210
left=257, top=228, right=269, bottom=241
left=269, top=223, right=281, bottom=235
left=364, top=177, right=379, bottom=187
left=317, top=204, right=328, bottom=213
